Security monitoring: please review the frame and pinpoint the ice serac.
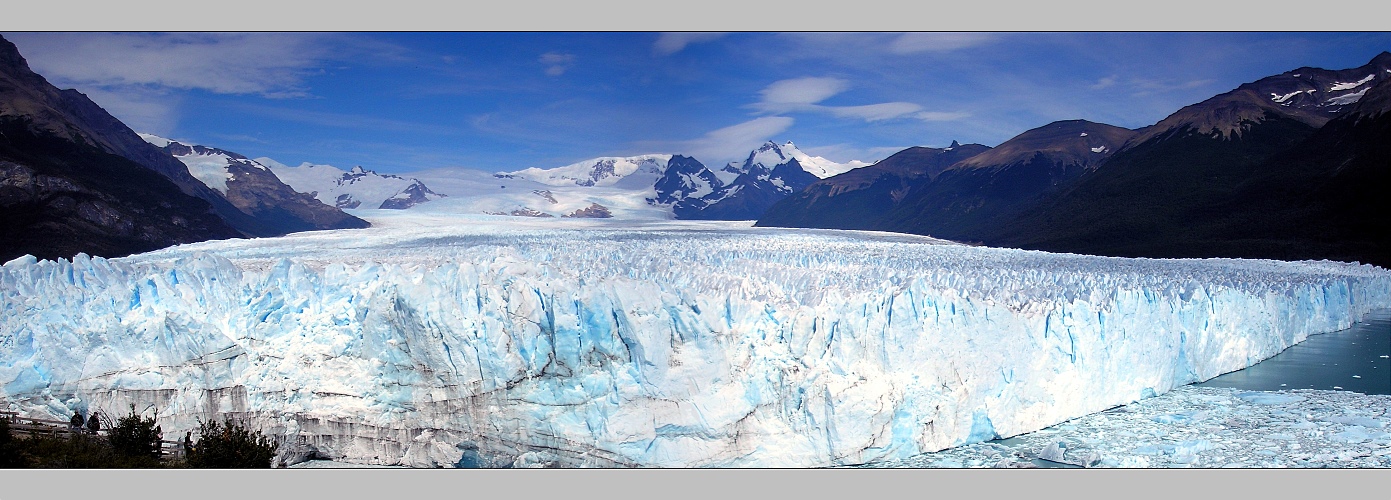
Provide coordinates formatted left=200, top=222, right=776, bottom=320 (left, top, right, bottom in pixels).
left=2, top=216, right=1389, bottom=468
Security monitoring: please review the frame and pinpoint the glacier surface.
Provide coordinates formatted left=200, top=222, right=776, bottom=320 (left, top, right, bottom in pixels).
left=2, top=212, right=1390, bottom=467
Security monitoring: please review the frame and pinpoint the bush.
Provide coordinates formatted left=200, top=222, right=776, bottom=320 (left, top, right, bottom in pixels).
left=0, top=417, right=21, bottom=468
left=106, top=405, right=163, bottom=462
left=187, top=418, right=278, bottom=468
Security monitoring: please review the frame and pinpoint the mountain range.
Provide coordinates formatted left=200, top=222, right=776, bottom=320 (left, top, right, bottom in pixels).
left=4, top=30, right=1388, bottom=268
left=759, top=51, right=1391, bottom=267
left=0, top=36, right=360, bottom=263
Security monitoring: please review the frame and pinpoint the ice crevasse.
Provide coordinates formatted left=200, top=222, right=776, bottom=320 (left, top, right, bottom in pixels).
left=1, top=220, right=1389, bottom=467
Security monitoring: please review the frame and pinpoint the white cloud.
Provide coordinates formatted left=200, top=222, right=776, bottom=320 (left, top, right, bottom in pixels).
left=539, top=52, right=576, bottom=76
left=889, top=32, right=996, bottom=54
left=799, top=143, right=906, bottom=165
left=1091, top=75, right=1119, bottom=90
left=7, top=32, right=334, bottom=96
left=653, top=32, right=727, bottom=55
left=914, top=111, right=971, bottom=122
left=828, top=102, right=925, bottom=121
left=757, top=77, right=849, bottom=109
left=1130, top=78, right=1215, bottom=96
left=71, top=86, right=184, bottom=136
left=750, top=77, right=950, bottom=123
left=648, top=116, right=795, bottom=165
left=3, top=32, right=398, bottom=133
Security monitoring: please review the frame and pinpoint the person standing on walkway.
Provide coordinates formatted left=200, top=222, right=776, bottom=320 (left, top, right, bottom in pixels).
left=86, top=412, right=100, bottom=434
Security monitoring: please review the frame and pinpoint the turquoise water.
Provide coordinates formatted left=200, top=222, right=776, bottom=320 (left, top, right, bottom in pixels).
left=1195, top=309, right=1391, bottom=395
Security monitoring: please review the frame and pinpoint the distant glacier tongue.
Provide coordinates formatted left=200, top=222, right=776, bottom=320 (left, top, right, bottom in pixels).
left=2, top=216, right=1389, bottom=467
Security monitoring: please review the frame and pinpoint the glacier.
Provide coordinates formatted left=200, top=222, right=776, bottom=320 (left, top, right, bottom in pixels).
left=2, top=212, right=1389, bottom=467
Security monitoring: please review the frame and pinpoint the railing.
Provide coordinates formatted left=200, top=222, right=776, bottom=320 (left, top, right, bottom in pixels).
left=2, top=411, right=186, bottom=461
left=1, top=411, right=89, bottom=437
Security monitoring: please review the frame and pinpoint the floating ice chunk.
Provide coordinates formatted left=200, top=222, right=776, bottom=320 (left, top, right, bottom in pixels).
left=1330, top=428, right=1369, bottom=444
left=1236, top=392, right=1306, bottom=405
left=1322, top=416, right=1384, bottom=428
left=1151, top=411, right=1208, bottom=424
left=1038, top=441, right=1067, bottom=462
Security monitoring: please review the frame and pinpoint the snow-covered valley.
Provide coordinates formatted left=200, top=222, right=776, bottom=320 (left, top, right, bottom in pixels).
left=2, top=211, right=1389, bottom=467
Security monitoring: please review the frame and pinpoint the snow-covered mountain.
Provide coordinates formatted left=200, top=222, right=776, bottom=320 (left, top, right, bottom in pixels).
left=135, top=135, right=369, bottom=234
left=404, top=142, right=869, bottom=221
left=722, top=141, right=868, bottom=181
left=1128, top=51, right=1391, bottom=145
left=3, top=214, right=1388, bottom=467
left=498, top=154, right=672, bottom=188
left=260, top=160, right=445, bottom=210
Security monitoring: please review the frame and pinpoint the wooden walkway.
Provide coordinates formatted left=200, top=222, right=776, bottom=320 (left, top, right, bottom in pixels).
left=2, top=411, right=186, bottom=460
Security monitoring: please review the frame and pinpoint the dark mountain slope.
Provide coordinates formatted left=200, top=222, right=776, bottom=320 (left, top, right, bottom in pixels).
left=983, top=54, right=1391, bottom=261
left=755, top=142, right=990, bottom=229
left=1, top=35, right=364, bottom=240
left=0, top=117, right=240, bottom=262
left=1, top=35, right=243, bottom=261
left=1193, top=76, right=1391, bottom=267
left=988, top=113, right=1319, bottom=258
left=875, top=120, right=1134, bottom=241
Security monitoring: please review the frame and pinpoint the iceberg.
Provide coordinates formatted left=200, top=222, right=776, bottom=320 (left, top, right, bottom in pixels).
left=2, top=213, right=1389, bottom=467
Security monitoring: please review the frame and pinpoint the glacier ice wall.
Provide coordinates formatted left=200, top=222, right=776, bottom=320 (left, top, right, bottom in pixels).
left=2, top=218, right=1389, bottom=467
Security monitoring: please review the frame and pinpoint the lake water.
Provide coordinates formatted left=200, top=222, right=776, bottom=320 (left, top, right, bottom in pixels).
left=1194, top=309, right=1391, bottom=395
left=965, top=308, right=1391, bottom=468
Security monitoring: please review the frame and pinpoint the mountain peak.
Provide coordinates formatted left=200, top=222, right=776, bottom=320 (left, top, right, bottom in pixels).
left=953, top=119, right=1134, bottom=171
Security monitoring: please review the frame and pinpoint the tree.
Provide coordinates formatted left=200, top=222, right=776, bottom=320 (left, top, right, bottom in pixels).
left=0, top=416, right=22, bottom=467
left=187, top=418, right=278, bottom=468
left=106, top=405, right=163, bottom=462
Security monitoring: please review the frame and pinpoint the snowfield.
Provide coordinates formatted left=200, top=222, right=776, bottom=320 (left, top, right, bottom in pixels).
left=2, top=211, right=1389, bottom=467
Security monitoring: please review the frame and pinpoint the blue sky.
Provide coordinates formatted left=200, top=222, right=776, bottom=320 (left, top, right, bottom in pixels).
left=6, top=32, right=1391, bottom=173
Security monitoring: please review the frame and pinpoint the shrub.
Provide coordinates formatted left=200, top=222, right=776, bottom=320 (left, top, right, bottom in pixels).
left=187, top=418, right=278, bottom=468
left=0, top=417, right=21, bottom=468
left=106, top=405, right=163, bottom=463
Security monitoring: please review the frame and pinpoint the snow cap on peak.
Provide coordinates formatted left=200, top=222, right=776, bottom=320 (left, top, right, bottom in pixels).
left=137, top=133, right=172, bottom=148
left=351, top=166, right=368, bottom=175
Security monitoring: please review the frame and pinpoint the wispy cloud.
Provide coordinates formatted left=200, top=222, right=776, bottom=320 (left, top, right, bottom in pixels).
left=636, top=117, right=795, bottom=165
left=749, top=77, right=960, bottom=123
left=888, top=32, right=996, bottom=55
left=653, top=32, right=727, bottom=55
left=800, top=143, right=907, bottom=164
left=1090, top=75, right=1119, bottom=90
left=754, top=76, right=849, bottom=110
left=827, top=102, right=925, bottom=122
left=1130, top=78, right=1215, bottom=96
left=8, top=32, right=335, bottom=96
left=71, top=86, right=184, bottom=136
left=4, top=32, right=403, bottom=133
left=539, top=52, right=576, bottom=76
left=913, top=111, right=972, bottom=122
